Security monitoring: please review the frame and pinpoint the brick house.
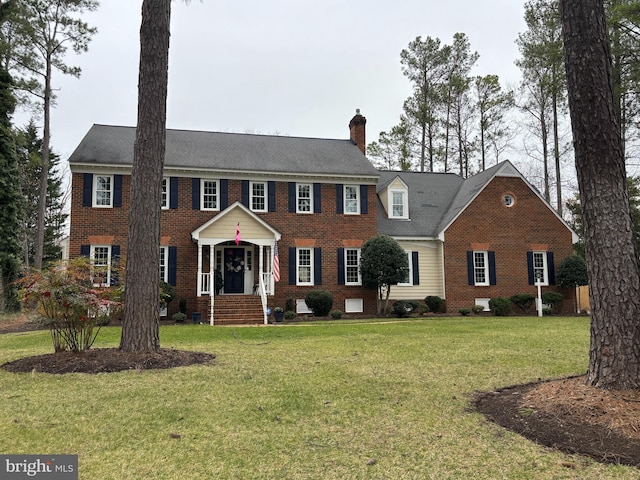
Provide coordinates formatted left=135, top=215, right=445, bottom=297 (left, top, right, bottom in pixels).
left=377, top=162, right=578, bottom=314
left=67, top=111, right=577, bottom=323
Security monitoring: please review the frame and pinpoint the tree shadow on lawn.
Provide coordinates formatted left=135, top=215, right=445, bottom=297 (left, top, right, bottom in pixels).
left=473, top=376, right=640, bottom=469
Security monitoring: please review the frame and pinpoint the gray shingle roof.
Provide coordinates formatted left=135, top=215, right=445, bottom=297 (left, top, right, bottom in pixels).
left=68, top=124, right=379, bottom=179
left=376, top=170, right=464, bottom=238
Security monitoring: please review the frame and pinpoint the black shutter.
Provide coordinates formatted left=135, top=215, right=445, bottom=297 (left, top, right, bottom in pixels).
left=80, top=245, right=90, bottom=257
left=169, top=177, right=179, bottom=209
left=113, top=175, right=123, bottom=208
left=467, top=251, right=474, bottom=285
left=241, top=180, right=249, bottom=207
left=192, top=178, right=200, bottom=209
left=313, top=183, right=321, bottom=213
left=268, top=181, right=276, bottom=212
left=360, top=185, right=368, bottom=214
left=168, top=246, right=177, bottom=286
left=412, top=251, right=420, bottom=285
left=288, top=247, right=296, bottom=285
left=314, top=247, right=322, bottom=285
left=547, top=252, right=556, bottom=285
left=337, top=248, right=345, bottom=285
left=288, top=183, right=296, bottom=212
left=82, top=174, right=93, bottom=207
left=336, top=184, right=344, bottom=213
left=488, top=251, right=497, bottom=285
left=220, top=179, right=228, bottom=210
left=527, top=252, right=534, bottom=285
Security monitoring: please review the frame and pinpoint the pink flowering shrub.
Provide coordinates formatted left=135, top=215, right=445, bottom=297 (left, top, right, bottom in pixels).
left=16, top=258, right=123, bottom=352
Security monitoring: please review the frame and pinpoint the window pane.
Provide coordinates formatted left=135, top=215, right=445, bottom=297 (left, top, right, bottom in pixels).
left=298, top=184, right=311, bottom=212
left=345, top=186, right=358, bottom=213
left=346, top=249, right=360, bottom=284
left=298, top=249, right=311, bottom=283
left=95, top=176, right=111, bottom=206
left=474, top=252, right=486, bottom=284
left=392, top=192, right=404, bottom=217
left=161, top=178, right=168, bottom=208
left=159, top=246, right=167, bottom=281
left=203, top=181, right=217, bottom=209
left=533, top=252, right=546, bottom=283
left=252, top=182, right=266, bottom=211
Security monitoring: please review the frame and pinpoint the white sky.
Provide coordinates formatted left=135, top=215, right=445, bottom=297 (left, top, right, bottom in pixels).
left=14, top=0, right=528, bottom=162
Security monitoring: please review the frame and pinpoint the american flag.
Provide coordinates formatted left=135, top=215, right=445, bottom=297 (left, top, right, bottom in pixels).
left=273, top=240, right=280, bottom=282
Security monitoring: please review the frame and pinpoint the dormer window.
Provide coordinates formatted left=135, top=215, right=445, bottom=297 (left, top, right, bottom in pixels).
left=389, top=188, right=408, bottom=219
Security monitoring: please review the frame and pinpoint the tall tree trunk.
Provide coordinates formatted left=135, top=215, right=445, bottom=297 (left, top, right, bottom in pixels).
left=561, top=0, right=640, bottom=389
left=552, top=89, right=562, bottom=216
left=120, top=0, right=171, bottom=352
left=540, top=99, right=551, bottom=203
left=34, top=55, right=52, bottom=270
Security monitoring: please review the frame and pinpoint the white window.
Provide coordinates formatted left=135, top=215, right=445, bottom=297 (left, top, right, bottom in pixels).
left=533, top=251, right=548, bottom=285
left=251, top=181, right=267, bottom=212
left=344, top=185, right=360, bottom=214
left=473, top=251, right=489, bottom=286
left=475, top=298, right=491, bottom=312
left=296, top=299, right=313, bottom=314
left=345, top=248, right=361, bottom=285
left=161, top=178, right=169, bottom=209
left=398, top=251, right=413, bottom=286
left=93, top=175, right=113, bottom=208
left=297, top=183, right=312, bottom=213
left=201, top=179, right=219, bottom=210
left=159, top=246, right=168, bottom=282
left=390, top=189, right=408, bottom=219
left=297, top=248, right=313, bottom=285
left=90, top=245, right=111, bottom=287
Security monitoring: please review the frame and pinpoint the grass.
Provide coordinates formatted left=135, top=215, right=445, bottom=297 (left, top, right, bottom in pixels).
left=0, top=315, right=636, bottom=479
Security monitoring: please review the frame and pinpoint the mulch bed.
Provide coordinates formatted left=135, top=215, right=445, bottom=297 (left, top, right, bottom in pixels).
left=2, top=348, right=215, bottom=374
left=473, top=376, right=640, bottom=468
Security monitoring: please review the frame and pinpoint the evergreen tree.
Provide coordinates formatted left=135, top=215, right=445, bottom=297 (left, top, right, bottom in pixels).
left=7, top=0, right=97, bottom=269
left=0, top=67, right=23, bottom=312
left=15, top=120, right=66, bottom=267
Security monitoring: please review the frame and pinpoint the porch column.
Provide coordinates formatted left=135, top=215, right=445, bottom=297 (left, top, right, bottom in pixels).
left=209, top=245, right=214, bottom=326
left=197, top=243, right=203, bottom=296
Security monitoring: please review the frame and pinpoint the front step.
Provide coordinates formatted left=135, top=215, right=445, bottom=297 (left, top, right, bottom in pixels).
left=196, top=295, right=265, bottom=325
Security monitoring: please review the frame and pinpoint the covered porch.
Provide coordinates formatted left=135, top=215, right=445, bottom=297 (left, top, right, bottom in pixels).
left=191, top=202, right=281, bottom=325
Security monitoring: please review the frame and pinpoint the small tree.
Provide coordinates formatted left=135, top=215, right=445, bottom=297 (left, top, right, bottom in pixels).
left=557, top=255, right=588, bottom=312
left=360, top=235, right=409, bottom=315
left=17, top=258, right=122, bottom=352
left=304, top=289, right=333, bottom=317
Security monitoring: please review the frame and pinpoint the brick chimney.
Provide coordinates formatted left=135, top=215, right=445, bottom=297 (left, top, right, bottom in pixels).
left=349, top=108, right=366, bottom=155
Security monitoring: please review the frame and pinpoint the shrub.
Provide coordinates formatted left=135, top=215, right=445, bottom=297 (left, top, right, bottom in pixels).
left=393, top=300, right=419, bottom=318
left=489, top=297, right=512, bottom=316
left=542, top=307, right=553, bottom=316
left=542, top=292, right=564, bottom=313
left=424, top=295, right=444, bottom=313
left=172, top=312, right=187, bottom=323
left=16, top=258, right=122, bottom=352
left=284, top=310, right=297, bottom=320
left=472, top=304, right=485, bottom=314
left=160, top=281, right=176, bottom=309
left=285, top=298, right=295, bottom=312
left=509, top=293, right=536, bottom=312
left=304, top=289, right=334, bottom=316
left=330, top=310, right=343, bottom=319
left=459, top=308, right=471, bottom=316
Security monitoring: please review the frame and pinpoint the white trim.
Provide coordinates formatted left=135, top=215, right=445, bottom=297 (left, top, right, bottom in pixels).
left=90, top=245, right=112, bottom=287
left=93, top=174, right=113, bottom=208
left=344, top=248, right=362, bottom=286
left=345, top=298, right=364, bottom=313
left=296, top=183, right=313, bottom=214
left=397, top=251, right=413, bottom=286
left=296, top=247, right=314, bottom=285
left=473, top=251, right=489, bottom=286
left=201, top=179, right=220, bottom=211
left=344, top=185, right=360, bottom=215
left=389, top=188, right=409, bottom=219
left=250, top=180, right=267, bottom=212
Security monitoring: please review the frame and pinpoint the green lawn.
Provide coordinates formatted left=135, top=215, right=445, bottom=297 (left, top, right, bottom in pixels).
left=0, top=316, right=635, bottom=479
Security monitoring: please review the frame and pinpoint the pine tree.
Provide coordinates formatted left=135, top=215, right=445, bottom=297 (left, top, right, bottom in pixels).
left=0, top=67, right=23, bottom=312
